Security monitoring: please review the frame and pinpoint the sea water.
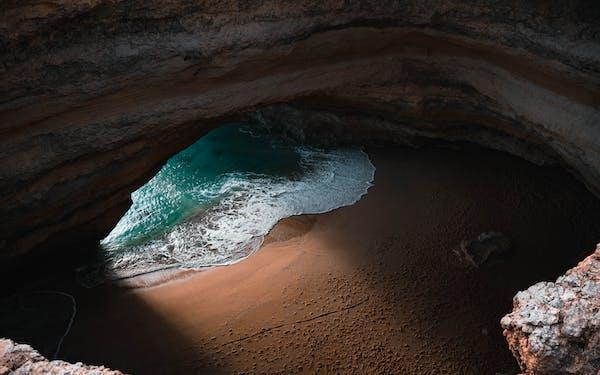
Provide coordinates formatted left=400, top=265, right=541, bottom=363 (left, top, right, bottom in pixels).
left=93, top=123, right=375, bottom=281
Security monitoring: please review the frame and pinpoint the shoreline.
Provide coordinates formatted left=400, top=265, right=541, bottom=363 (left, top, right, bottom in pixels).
left=84, top=211, right=348, bottom=289
left=15, top=146, right=600, bottom=374
left=88, top=141, right=374, bottom=286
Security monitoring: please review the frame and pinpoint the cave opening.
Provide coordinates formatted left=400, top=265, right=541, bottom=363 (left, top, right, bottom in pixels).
left=3, top=114, right=600, bottom=373
left=80, top=121, right=375, bottom=285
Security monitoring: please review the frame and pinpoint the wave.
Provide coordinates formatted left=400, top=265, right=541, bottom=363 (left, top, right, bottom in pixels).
left=79, top=124, right=375, bottom=285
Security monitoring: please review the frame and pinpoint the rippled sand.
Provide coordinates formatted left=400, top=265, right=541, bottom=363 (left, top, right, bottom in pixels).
left=54, top=146, right=600, bottom=374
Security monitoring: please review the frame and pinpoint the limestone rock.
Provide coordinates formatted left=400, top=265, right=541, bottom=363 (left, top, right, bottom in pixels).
left=501, top=245, right=600, bottom=374
left=0, top=338, right=124, bottom=375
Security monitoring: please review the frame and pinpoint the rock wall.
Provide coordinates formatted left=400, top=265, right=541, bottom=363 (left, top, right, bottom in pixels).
left=1, top=0, right=600, bottom=263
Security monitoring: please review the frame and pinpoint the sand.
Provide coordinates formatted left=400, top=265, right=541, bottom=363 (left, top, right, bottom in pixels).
left=43, top=147, right=600, bottom=373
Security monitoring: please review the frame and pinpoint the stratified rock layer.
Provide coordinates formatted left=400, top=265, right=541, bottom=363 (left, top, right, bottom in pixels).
left=0, top=338, right=123, bottom=375
left=1, top=0, right=600, bottom=263
left=458, top=232, right=511, bottom=268
left=501, top=245, right=600, bottom=374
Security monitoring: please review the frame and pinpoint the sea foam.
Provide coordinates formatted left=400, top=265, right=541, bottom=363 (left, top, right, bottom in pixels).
left=87, top=123, right=374, bottom=282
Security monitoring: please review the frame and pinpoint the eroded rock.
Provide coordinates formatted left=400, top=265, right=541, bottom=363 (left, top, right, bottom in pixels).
left=1, top=1, right=600, bottom=264
left=0, top=338, right=123, bottom=375
left=501, top=245, right=600, bottom=374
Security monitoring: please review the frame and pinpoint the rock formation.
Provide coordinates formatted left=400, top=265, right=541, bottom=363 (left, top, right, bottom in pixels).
left=501, top=245, right=600, bottom=374
left=1, top=1, right=600, bottom=373
left=1, top=0, right=599, bottom=264
left=0, top=338, right=123, bottom=375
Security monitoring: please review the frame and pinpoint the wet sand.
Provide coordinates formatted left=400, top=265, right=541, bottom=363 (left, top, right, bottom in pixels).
left=57, top=146, right=600, bottom=374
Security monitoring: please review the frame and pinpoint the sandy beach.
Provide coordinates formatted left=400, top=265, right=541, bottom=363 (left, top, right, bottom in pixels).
left=54, top=146, right=600, bottom=374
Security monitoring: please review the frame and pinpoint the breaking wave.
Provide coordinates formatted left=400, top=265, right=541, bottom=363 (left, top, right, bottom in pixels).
left=84, top=123, right=374, bottom=283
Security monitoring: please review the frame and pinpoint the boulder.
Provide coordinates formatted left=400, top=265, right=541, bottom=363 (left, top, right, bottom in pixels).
left=0, top=338, right=124, bottom=375
left=501, top=245, right=600, bottom=374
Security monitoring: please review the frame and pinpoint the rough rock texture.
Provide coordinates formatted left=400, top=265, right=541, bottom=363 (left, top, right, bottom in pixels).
left=501, top=245, right=600, bottom=374
left=0, top=338, right=123, bottom=374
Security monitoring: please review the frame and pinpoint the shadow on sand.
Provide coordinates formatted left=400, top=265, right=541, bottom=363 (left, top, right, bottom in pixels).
left=2, top=146, right=600, bottom=374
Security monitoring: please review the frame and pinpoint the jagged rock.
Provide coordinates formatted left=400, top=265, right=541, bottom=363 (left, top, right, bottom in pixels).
left=501, top=245, right=600, bottom=374
left=457, top=232, right=511, bottom=267
left=0, top=338, right=123, bottom=375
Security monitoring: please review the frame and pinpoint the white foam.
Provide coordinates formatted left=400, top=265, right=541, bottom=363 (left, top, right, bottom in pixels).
left=99, top=146, right=375, bottom=280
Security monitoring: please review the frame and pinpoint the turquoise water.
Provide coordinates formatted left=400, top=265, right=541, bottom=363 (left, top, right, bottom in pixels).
left=97, top=123, right=375, bottom=280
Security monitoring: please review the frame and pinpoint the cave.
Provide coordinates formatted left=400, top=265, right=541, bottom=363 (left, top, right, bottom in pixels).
left=1, top=1, right=600, bottom=374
